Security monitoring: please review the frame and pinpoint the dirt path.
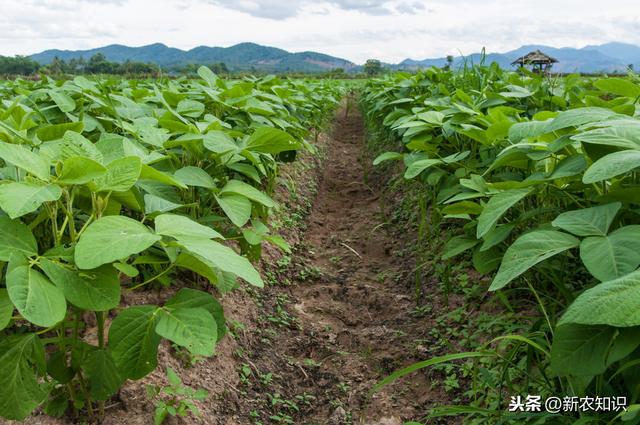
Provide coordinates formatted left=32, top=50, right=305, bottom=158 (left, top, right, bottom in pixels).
left=242, top=104, right=449, bottom=424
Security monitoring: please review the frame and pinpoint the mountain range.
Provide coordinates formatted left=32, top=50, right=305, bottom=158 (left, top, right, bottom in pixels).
left=30, top=42, right=357, bottom=73
left=29, top=42, right=640, bottom=74
left=400, top=42, right=640, bottom=73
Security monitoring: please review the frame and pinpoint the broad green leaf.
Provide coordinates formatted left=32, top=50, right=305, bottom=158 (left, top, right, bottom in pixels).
left=56, top=156, right=106, bottom=185
left=404, top=159, right=441, bottom=179
left=197, top=66, right=218, bottom=87
left=0, top=334, right=49, bottom=420
left=0, top=216, right=37, bottom=261
left=579, top=225, right=640, bottom=282
left=583, top=150, right=640, bottom=183
left=550, top=324, right=614, bottom=376
left=38, top=259, right=120, bottom=311
left=139, top=164, right=187, bottom=189
left=490, top=230, right=579, bottom=290
left=572, top=121, right=640, bottom=150
left=48, top=89, right=75, bottom=113
left=155, top=308, right=217, bottom=356
left=175, top=252, right=220, bottom=284
left=547, top=107, right=620, bottom=132
left=442, top=236, right=479, bottom=260
left=176, top=99, right=205, bottom=118
left=0, top=182, right=62, bottom=219
left=508, top=120, right=551, bottom=142
left=155, top=213, right=224, bottom=240
left=143, top=194, right=183, bottom=215
left=174, top=166, right=216, bottom=189
left=594, top=78, right=640, bottom=98
left=476, top=188, right=530, bottom=238
left=246, top=127, right=302, bottom=154
left=179, top=238, right=263, bottom=287
left=480, top=223, right=515, bottom=251
left=82, top=349, right=124, bottom=401
left=165, top=288, right=225, bottom=340
left=551, top=202, right=620, bottom=237
left=109, top=305, right=161, bottom=380
left=219, top=179, right=275, bottom=208
left=373, top=152, right=403, bottom=165
left=75, top=216, right=161, bottom=269
left=36, top=122, right=84, bottom=142
left=560, top=268, right=640, bottom=327
left=203, top=131, right=238, bottom=154
left=0, top=289, right=13, bottom=330
left=6, top=254, right=66, bottom=327
left=92, top=156, right=142, bottom=192
left=0, top=142, right=50, bottom=180
left=472, top=247, right=501, bottom=274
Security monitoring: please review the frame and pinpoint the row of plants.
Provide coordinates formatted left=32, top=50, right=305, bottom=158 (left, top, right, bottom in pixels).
left=0, top=67, right=341, bottom=421
left=361, top=65, right=640, bottom=423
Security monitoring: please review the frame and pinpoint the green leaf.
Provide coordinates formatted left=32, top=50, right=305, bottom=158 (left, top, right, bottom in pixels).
left=480, top=224, right=515, bottom=251
left=175, top=252, right=220, bottom=284
left=490, top=230, right=580, bottom=291
left=404, top=159, right=441, bottom=179
left=197, top=66, right=218, bottom=87
left=246, top=127, right=302, bottom=154
left=92, top=156, right=142, bottom=192
left=0, top=289, right=14, bottom=330
left=508, top=120, right=551, bottom=142
left=547, top=107, right=620, bottom=132
left=165, top=288, right=225, bottom=341
left=0, top=216, right=37, bottom=261
left=552, top=203, right=621, bottom=237
left=82, top=349, right=124, bottom=400
left=36, top=122, right=84, bottom=142
left=56, top=156, right=106, bottom=185
left=550, top=324, right=615, bottom=376
left=373, top=152, right=403, bottom=165
left=75, top=216, right=161, bottom=269
left=219, top=180, right=275, bottom=208
left=472, top=247, right=501, bottom=274
left=155, top=308, right=217, bottom=356
left=0, top=142, right=50, bottom=180
left=48, top=89, right=75, bottom=113
left=155, top=214, right=224, bottom=240
left=203, top=131, right=238, bottom=154
left=580, top=225, right=640, bottom=282
left=174, top=166, right=216, bottom=189
left=109, top=305, right=161, bottom=380
left=144, top=194, right=183, bottom=215
left=442, top=236, right=479, bottom=260
left=178, top=238, right=263, bottom=287
left=572, top=121, right=640, bottom=150
left=583, top=150, right=640, bottom=183
left=476, top=188, right=531, bottom=238
left=594, top=78, right=640, bottom=98
left=0, top=334, right=49, bottom=420
left=0, top=182, right=62, bottom=219
left=176, top=100, right=205, bottom=118
left=560, top=268, right=640, bottom=326
left=215, top=194, right=251, bottom=227
left=6, top=254, right=66, bottom=327
left=38, top=259, right=121, bottom=311
left=140, top=164, right=187, bottom=189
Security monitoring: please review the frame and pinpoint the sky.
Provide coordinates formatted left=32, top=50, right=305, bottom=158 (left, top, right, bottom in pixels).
left=1, top=0, right=639, bottom=64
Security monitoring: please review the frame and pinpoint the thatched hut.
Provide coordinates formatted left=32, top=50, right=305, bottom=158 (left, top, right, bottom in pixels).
left=511, top=50, right=558, bottom=74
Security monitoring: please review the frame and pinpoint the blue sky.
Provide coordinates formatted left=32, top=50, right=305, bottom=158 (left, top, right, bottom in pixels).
left=1, top=0, right=639, bottom=63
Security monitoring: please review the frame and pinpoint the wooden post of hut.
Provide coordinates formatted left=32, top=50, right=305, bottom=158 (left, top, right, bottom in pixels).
left=511, top=49, right=558, bottom=75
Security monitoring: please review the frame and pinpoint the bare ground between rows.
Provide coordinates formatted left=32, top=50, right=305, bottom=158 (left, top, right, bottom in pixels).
left=232, top=104, right=456, bottom=424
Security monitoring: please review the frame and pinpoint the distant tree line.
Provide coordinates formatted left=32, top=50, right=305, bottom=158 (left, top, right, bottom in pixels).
left=0, top=53, right=232, bottom=77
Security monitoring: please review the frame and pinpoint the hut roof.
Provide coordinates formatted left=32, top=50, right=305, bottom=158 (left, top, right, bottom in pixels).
left=511, top=49, right=559, bottom=65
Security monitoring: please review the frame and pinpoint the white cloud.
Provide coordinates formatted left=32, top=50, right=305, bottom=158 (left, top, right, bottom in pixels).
left=0, top=0, right=638, bottom=64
